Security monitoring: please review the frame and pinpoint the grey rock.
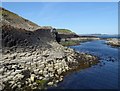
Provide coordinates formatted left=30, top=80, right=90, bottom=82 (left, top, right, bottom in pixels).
left=57, top=68, right=62, bottom=75
left=44, top=74, right=49, bottom=78
left=9, top=81, right=15, bottom=85
left=0, top=82, right=5, bottom=91
left=11, top=83, right=17, bottom=89
left=30, top=74, right=36, bottom=82
left=7, top=75, right=14, bottom=80
left=39, top=64, right=45, bottom=70
left=15, top=74, right=24, bottom=80
left=0, top=68, right=4, bottom=74
left=34, top=69, right=39, bottom=74
left=47, top=82, right=53, bottom=86
left=19, top=53, right=27, bottom=57
left=15, top=70, right=22, bottom=74
left=39, top=76, right=43, bottom=80
left=55, top=80, right=59, bottom=83
left=12, top=65, right=18, bottom=69
left=43, top=70, right=48, bottom=76
left=26, top=53, right=32, bottom=57
left=3, top=77, right=8, bottom=82
left=10, top=54, right=17, bottom=60
left=10, top=72, right=18, bottom=76
left=38, top=70, right=43, bottom=75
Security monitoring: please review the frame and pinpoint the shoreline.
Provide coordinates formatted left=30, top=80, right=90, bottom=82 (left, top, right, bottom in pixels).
left=105, top=38, right=120, bottom=48
left=59, top=37, right=100, bottom=46
left=1, top=42, right=99, bottom=90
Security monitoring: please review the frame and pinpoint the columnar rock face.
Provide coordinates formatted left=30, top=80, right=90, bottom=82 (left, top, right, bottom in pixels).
left=2, top=25, right=56, bottom=49
left=1, top=44, right=98, bottom=90
left=0, top=7, right=99, bottom=90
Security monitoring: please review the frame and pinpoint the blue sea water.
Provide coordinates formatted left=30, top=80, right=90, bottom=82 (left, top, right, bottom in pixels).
left=53, top=39, right=119, bottom=89
left=95, top=35, right=120, bottom=39
left=80, top=34, right=120, bottom=39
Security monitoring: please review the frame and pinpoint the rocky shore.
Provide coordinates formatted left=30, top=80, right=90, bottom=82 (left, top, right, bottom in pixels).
left=106, top=38, right=120, bottom=47
left=0, top=7, right=99, bottom=91
left=0, top=42, right=98, bottom=91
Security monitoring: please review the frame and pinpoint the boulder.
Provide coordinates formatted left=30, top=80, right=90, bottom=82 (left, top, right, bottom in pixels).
left=0, top=68, right=4, bottom=74
left=34, top=69, right=39, bottom=74
left=38, top=70, right=43, bottom=75
left=7, top=75, right=14, bottom=80
left=10, top=72, right=18, bottom=76
left=47, top=82, right=53, bottom=86
left=39, top=76, right=43, bottom=80
left=43, top=70, right=48, bottom=76
left=57, top=68, right=62, bottom=75
left=39, top=64, right=45, bottom=70
left=30, top=74, right=36, bottom=82
left=15, top=73, right=24, bottom=80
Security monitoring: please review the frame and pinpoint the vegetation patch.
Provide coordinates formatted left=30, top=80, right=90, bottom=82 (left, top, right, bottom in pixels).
left=36, top=79, right=48, bottom=89
left=57, top=29, right=75, bottom=34
left=60, top=40, right=80, bottom=46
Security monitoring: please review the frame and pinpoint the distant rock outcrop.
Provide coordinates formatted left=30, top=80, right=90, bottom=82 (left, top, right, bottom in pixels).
left=56, top=29, right=80, bottom=39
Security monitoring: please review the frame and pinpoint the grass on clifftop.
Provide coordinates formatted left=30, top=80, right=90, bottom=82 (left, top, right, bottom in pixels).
left=60, top=40, right=80, bottom=46
left=1, top=7, right=38, bottom=27
left=57, top=29, right=75, bottom=34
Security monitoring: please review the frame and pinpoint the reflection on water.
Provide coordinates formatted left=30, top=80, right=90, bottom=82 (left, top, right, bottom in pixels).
left=54, top=40, right=119, bottom=89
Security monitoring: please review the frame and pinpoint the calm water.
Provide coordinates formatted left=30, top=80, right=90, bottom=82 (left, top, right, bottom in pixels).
left=80, top=34, right=120, bottom=39
left=95, top=35, right=120, bottom=39
left=54, top=40, right=119, bottom=89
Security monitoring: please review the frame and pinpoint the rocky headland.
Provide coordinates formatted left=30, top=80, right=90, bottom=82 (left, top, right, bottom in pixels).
left=0, top=7, right=99, bottom=90
left=56, top=29, right=100, bottom=46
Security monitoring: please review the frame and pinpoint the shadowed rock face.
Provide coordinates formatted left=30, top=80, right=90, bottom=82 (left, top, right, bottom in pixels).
left=2, top=24, right=57, bottom=51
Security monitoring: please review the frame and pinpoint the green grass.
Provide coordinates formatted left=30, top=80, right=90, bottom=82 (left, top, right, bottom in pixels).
left=36, top=79, right=48, bottom=89
left=2, top=8, right=19, bottom=18
left=57, top=29, right=75, bottom=34
left=60, top=40, right=80, bottom=46
left=1, top=7, right=38, bottom=27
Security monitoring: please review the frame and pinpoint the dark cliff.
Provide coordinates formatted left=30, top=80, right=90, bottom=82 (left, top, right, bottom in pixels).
left=1, top=7, right=58, bottom=51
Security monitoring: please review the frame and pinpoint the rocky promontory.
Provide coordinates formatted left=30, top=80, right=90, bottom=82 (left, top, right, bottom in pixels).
left=56, top=29, right=100, bottom=46
left=0, top=7, right=99, bottom=90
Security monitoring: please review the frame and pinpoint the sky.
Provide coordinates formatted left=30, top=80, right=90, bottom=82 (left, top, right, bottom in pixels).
left=2, top=2, right=118, bottom=34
